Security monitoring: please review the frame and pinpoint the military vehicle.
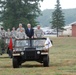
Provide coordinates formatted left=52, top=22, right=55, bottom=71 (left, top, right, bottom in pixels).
left=12, top=38, right=50, bottom=68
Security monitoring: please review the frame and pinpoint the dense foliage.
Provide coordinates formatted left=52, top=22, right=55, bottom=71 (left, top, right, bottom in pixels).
left=0, top=0, right=43, bottom=29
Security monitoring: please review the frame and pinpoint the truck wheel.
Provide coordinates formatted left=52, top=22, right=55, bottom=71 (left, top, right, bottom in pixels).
left=13, top=57, right=19, bottom=68
left=18, top=59, right=22, bottom=66
left=43, top=55, right=49, bottom=67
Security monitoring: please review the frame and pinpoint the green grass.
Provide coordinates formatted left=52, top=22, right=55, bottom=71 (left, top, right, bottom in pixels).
left=0, top=37, right=76, bottom=75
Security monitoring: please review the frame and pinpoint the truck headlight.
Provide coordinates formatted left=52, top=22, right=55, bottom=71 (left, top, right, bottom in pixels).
left=37, top=51, right=40, bottom=54
left=21, top=52, right=24, bottom=55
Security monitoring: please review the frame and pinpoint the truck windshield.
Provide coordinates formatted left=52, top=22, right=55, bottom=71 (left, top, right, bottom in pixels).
left=15, top=39, right=46, bottom=47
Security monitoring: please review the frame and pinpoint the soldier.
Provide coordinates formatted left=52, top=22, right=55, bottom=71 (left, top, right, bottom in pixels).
left=17, top=23, right=25, bottom=32
left=0, top=27, right=6, bottom=54
left=0, top=27, right=6, bottom=39
left=5, top=29, right=12, bottom=38
left=11, top=27, right=17, bottom=38
left=16, top=29, right=26, bottom=39
left=0, top=32, right=1, bottom=39
left=34, top=25, right=44, bottom=38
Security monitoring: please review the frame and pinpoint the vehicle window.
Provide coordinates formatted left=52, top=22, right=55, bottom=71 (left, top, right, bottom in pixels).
left=15, top=40, right=29, bottom=47
left=32, top=40, right=45, bottom=47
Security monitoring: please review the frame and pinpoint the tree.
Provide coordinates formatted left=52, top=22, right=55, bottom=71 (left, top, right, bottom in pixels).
left=0, top=0, right=43, bottom=30
left=51, top=0, right=65, bottom=37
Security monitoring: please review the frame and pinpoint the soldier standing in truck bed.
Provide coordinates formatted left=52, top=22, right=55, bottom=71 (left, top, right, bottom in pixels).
left=16, top=29, right=26, bottom=39
left=34, top=25, right=44, bottom=38
left=17, top=23, right=25, bottom=32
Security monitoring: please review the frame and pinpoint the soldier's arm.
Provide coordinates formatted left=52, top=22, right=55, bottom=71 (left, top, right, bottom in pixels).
left=5, top=32, right=7, bottom=37
left=34, top=29, right=37, bottom=38
left=41, top=30, right=44, bottom=37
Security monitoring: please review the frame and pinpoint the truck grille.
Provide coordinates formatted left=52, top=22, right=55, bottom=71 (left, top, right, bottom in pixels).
left=26, top=51, right=36, bottom=59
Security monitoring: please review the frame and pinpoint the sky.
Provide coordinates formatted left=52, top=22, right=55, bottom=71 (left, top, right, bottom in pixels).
left=40, top=0, right=76, bottom=10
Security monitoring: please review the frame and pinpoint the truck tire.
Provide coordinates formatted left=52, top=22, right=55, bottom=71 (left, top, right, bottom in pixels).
left=43, top=55, right=49, bottom=67
left=13, top=57, right=19, bottom=68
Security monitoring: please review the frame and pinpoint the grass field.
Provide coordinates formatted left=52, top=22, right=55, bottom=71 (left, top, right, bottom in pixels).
left=0, top=37, right=76, bottom=75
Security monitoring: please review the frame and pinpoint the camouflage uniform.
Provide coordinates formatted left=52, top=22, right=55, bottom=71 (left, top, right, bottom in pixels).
left=34, top=29, right=44, bottom=38
left=0, top=32, right=1, bottom=39
left=5, top=31, right=12, bottom=38
left=17, top=27, right=25, bottom=32
left=5, top=31, right=12, bottom=44
left=0, top=38, right=5, bottom=54
left=0, top=30, right=6, bottom=39
left=0, top=29, right=6, bottom=54
left=11, top=30, right=17, bottom=38
left=16, top=31, right=26, bottom=39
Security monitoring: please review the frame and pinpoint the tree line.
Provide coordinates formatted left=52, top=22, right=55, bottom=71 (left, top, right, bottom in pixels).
left=0, top=0, right=43, bottom=30
left=0, top=0, right=65, bottom=37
